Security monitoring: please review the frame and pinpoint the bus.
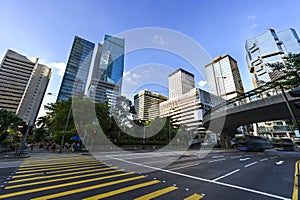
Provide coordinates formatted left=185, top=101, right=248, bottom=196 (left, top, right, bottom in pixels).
left=235, top=134, right=267, bottom=152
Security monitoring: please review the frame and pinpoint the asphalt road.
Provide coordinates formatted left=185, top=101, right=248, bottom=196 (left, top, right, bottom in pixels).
left=0, top=149, right=298, bottom=200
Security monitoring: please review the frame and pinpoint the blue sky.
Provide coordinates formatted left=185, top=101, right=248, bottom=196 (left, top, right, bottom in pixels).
left=1, top=0, right=300, bottom=116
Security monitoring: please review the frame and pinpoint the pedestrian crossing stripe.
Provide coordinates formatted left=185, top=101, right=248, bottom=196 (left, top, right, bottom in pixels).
left=6, top=169, right=121, bottom=189
left=134, top=186, right=178, bottom=200
left=30, top=175, right=148, bottom=200
left=9, top=167, right=118, bottom=183
left=20, top=160, right=101, bottom=168
left=18, top=161, right=103, bottom=171
left=1, top=154, right=206, bottom=199
left=83, top=180, right=162, bottom=200
left=184, top=193, right=205, bottom=200
left=21, top=156, right=95, bottom=164
left=16, top=162, right=105, bottom=174
left=0, top=172, right=136, bottom=199
left=12, top=165, right=114, bottom=178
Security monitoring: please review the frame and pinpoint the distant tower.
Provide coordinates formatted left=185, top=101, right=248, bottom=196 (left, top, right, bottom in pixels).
left=245, top=28, right=300, bottom=87
left=205, top=54, right=244, bottom=99
left=57, top=36, right=95, bottom=102
left=168, top=68, right=195, bottom=99
left=134, top=90, right=168, bottom=121
left=0, top=50, right=51, bottom=125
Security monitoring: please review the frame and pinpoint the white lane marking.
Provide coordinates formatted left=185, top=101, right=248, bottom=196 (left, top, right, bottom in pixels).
left=231, top=155, right=242, bottom=159
left=270, top=156, right=278, bottom=159
left=208, top=158, right=226, bottom=163
left=260, top=158, right=268, bottom=162
left=212, top=169, right=240, bottom=182
left=106, top=156, right=290, bottom=200
left=239, top=158, right=250, bottom=161
left=142, top=159, right=175, bottom=165
left=245, top=162, right=258, bottom=168
left=212, top=155, right=224, bottom=159
left=276, top=161, right=284, bottom=165
left=169, top=163, right=201, bottom=171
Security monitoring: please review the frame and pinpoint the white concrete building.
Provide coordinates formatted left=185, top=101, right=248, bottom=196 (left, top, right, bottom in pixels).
left=168, top=68, right=195, bottom=100
left=0, top=49, right=51, bottom=125
left=134, top=90, right=168, bottom=121
left=160, top=88, right=222, bottom=132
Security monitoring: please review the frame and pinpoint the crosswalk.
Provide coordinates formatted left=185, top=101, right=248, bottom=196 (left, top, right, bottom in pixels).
left=0, top=154, right=204, bottom=199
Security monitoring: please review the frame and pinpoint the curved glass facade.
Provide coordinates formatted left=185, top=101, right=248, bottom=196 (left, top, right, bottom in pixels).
left=245, top=28, right=300, bottom=87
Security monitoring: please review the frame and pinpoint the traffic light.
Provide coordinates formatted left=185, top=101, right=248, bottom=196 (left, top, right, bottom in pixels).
left=289, top=88, right=300, bottom=97
left=93, top=130, right=97, bottom=135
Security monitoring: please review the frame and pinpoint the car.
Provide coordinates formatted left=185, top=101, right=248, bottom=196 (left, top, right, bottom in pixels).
left=273, top=138, right=295, bottom=151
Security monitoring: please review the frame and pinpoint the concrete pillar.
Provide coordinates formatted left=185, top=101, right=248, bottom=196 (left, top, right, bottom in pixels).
left=220, top=131, right=231, bottom=149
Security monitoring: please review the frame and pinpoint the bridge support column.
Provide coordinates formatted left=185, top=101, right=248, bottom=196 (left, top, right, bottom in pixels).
left=220, top=132, right=231, bottom=149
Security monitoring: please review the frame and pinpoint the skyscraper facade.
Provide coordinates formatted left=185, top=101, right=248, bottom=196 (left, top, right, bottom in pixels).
left=57, top=36, right=95, bottom=102
left=134, top=90, right=168, bottom=121
left=168, top=68, right=195, bottom=100
left=0, top=49, right=51, bottom=125
left=205, top=54, right=244, bottom=100
left=87, top=35, right=125, bottom=107
left=245, top=28, right=300, bottom=87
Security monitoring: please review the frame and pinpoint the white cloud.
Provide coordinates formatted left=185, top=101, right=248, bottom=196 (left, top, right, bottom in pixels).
left=247, top=15, right=256, bottom=19
left=198, top=80, right=207, bottom=87
left=123, top=71, right=141, bottom=85
left=250, top=24, right=258, bottom=29
left=46, top=62, right=66, bottom=76
left=152, top=34, right=165, bottom=45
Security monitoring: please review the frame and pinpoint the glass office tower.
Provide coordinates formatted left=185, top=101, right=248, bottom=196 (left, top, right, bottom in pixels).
left=57, top=36, right=95, bottom=102
left=245, top=28, right=300, bottom=87
left=88, top=35, right=125, bottom=107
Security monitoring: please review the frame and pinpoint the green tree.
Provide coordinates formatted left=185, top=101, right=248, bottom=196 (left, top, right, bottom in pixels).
left=0, top=109, right=23, bottom=142
left=268, top=53, right=300, bottom=88
left=110, top=96, right=135, bottom=139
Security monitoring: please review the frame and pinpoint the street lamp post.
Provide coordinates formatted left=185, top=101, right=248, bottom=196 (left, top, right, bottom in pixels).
left=58, top=104, right=72, bottom=153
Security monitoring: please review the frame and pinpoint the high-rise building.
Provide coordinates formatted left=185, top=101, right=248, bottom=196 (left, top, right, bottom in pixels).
left=134, top=90, right=168, bottom=121
left=168, top=68, right=195, bottom=100
left=87, top=35, right=125, bottom=107
left=160, top=88, right=222, bottom=132
left=160, top=69, right=222, bottom=132
left=245, top=28, right=299, bottom=137
left=205, top=54, right=244, bottom=100
left=0, top=49, right=51, bottom=125
left=245, top=28, right=300, bottom=87
left=57, top=36, right=95, bottom=102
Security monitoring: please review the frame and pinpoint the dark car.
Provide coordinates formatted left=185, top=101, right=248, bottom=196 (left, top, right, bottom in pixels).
left=273, top=138, right=295, bottom=151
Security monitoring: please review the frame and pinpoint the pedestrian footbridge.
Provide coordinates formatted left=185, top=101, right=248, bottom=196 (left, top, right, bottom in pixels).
left=203, top=83, right=300, bottom=148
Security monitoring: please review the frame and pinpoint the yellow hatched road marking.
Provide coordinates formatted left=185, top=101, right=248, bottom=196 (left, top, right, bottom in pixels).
left=20, top=159, right=101, bottom=168
left=22, top=156, right=90, bottom=164
left=18, top=161, right=102, bottom=171
left=31, top=175, right=147, bottom=200
left=6, top=169, right=120, bottom=189
left=184, top=193, right=205, bottom=200
left=19, top=162, right=102, bottom=171
left=23, top=156, right=91, bottom=162
left=83, top=180, right=161, bottom=200
left=10, top=167, right=118, bottom=183
left=12, top=165, right=111, bottom=178
left=16, top=163, right=104, bottom=174
left=0, top=172, right=136, bottom=199
left=292, top=160, right=300, bottom=200
left=134, top=186, right=178, bottom=200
